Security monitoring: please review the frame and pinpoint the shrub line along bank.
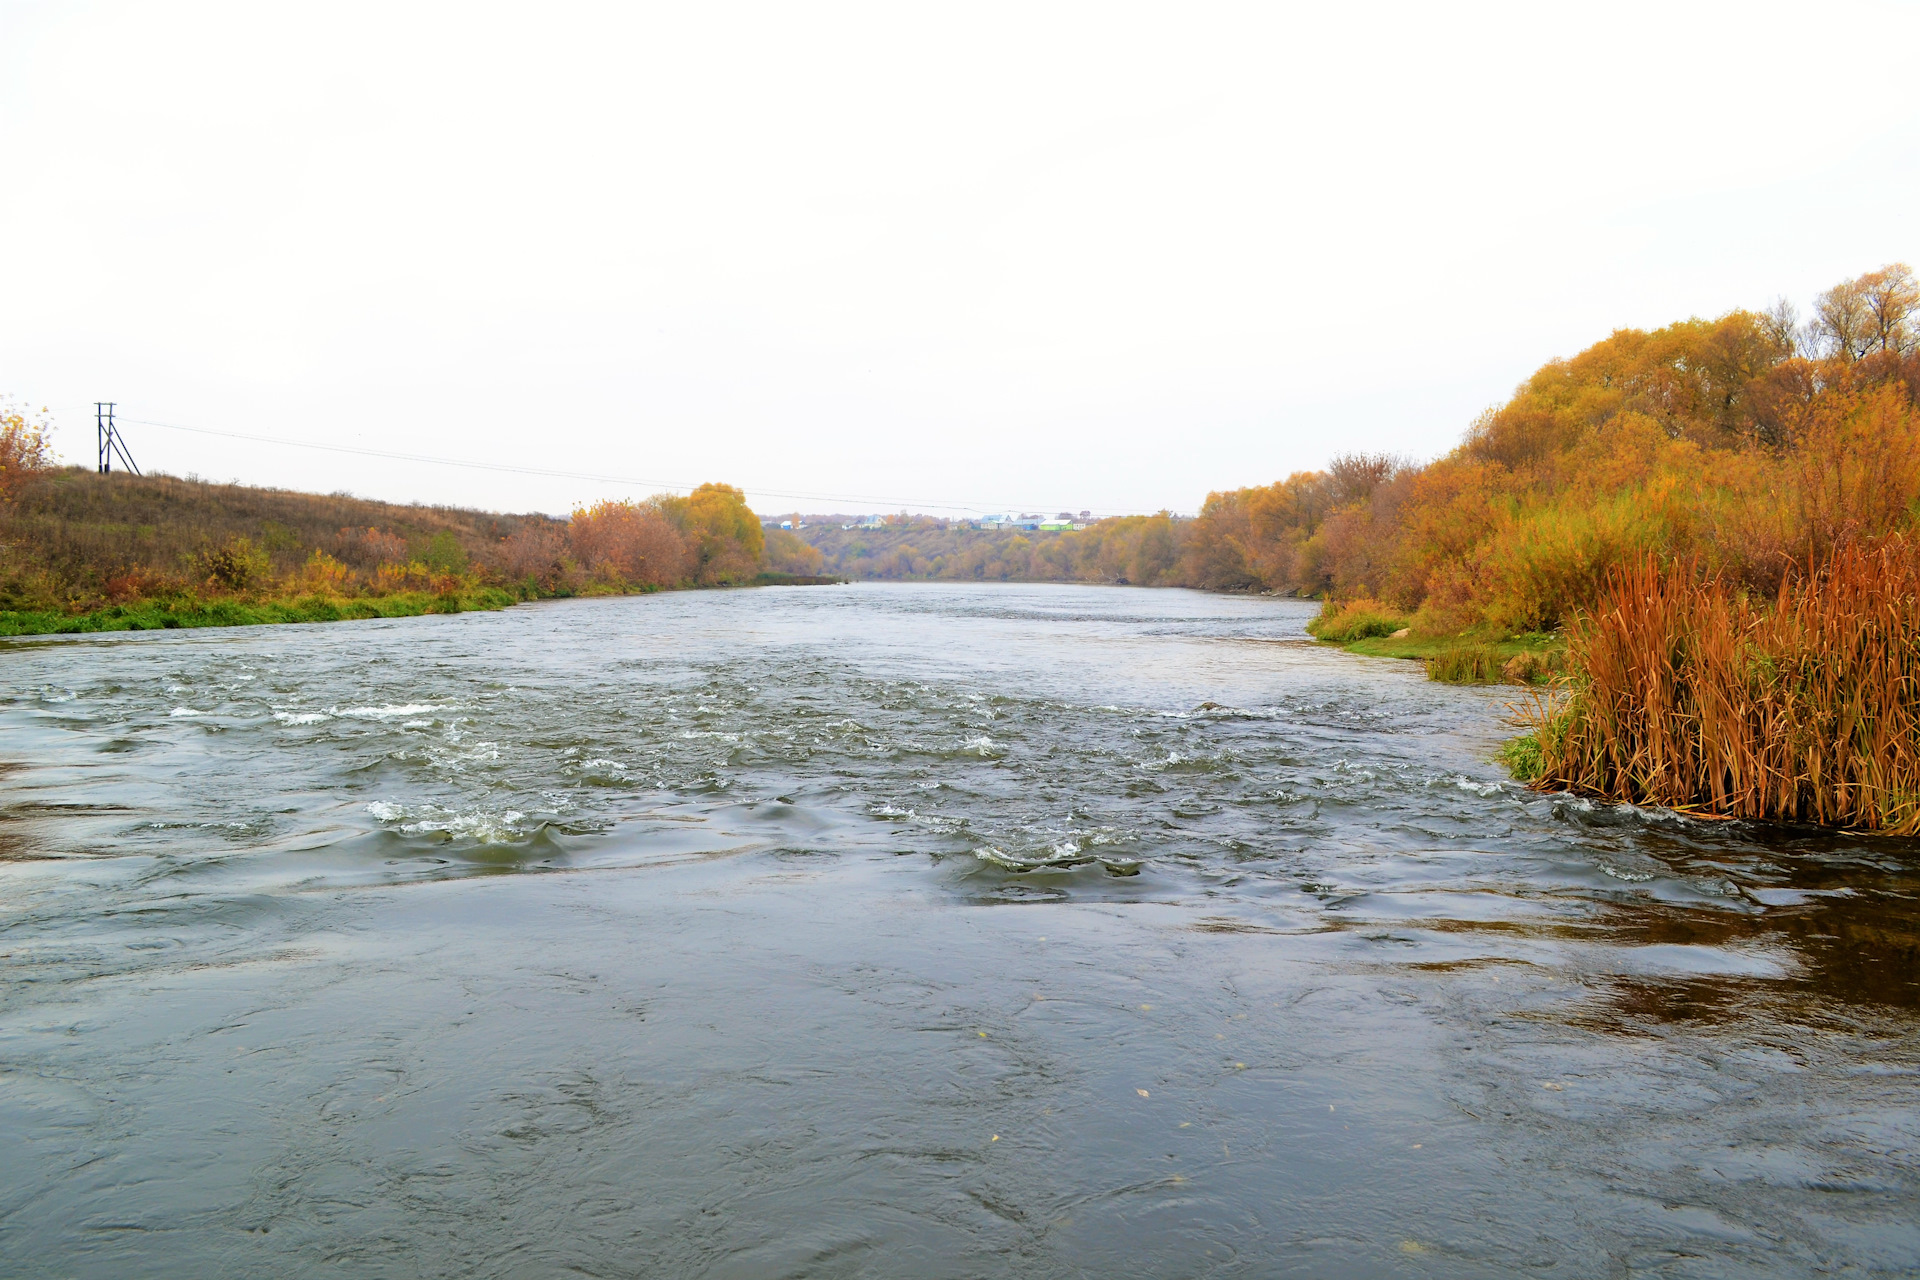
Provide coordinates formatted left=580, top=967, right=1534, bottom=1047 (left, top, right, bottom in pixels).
left=0, top=575, right=845, bottom=639
left=0, top=464, right=841, bottom=637
left=0, top=589, right=520, bottom=637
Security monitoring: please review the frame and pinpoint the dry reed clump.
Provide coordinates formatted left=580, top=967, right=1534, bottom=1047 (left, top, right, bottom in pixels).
left=1524, top=537, right=1920, bottom=832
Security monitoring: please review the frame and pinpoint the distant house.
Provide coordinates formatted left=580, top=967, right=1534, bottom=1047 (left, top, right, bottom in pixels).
left=779, top=520, right=794, bottom=530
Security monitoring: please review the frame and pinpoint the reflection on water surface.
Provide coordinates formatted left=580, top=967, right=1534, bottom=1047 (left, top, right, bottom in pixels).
left=2, top=584, right=1915, bottom=1277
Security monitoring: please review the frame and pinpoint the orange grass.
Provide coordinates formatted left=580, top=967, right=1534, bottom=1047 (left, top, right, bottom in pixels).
left=1526, top=538, right=1920, bottom=832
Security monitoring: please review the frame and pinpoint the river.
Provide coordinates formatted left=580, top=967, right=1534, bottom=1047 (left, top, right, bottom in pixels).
left=1, top=583, right=1915, bottom=1278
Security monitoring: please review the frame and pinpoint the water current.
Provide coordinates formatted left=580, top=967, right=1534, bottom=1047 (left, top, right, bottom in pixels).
left=1, top=583, right=1915, bottom=1277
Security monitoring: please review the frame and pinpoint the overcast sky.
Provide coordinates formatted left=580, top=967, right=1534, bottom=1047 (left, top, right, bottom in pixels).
left=3, top=2, right=1917, bottom=518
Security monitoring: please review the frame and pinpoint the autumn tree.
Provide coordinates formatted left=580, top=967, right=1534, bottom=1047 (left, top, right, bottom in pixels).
left=763, top=527, right=825, bottom=575
left=671, top=482, right=765, bottom=585
left=1758, top=297, right=1801, bottom=356
left=1813, top=265, right=1915, bottom=360
left=568, top=498, right=689, bottom=587
left=1860, top=263, right=1919, bottom=357
left=1327, top=453, right=1404, bottom=504
left=0, top=399, right=55, bottom=500
left=493, top=522, right=568, bottom=587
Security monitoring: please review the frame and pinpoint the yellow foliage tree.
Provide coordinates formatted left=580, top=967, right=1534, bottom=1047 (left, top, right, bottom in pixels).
left=0, top=400, right=55, bottom=500
left=677, top=482, right=764, bottom=585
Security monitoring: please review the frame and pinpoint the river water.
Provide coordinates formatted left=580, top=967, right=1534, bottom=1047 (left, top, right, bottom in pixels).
left=1, top=583, right=1915, bottom=1278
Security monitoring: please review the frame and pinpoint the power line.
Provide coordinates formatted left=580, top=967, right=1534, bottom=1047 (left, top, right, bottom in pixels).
left=121, top=416, right=1110, bottom=517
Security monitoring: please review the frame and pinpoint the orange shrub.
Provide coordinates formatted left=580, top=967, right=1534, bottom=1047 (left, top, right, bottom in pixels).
left=568, top=499, right=688, bottom=588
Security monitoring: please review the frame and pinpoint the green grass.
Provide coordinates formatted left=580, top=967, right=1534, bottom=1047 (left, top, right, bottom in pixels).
left=0, top=574, right=847, bottom=638
left=1321, top=624, right=1563, bottom=685
left=0, top=588, right=519, bottom=637
left=1425, top=644, right=1507, bottom=684
left=1305, top=598, right=1409, bottom=643
left=753, top=571, right=845, bottom=586
left=1497, top=732, right=1545, bottom=782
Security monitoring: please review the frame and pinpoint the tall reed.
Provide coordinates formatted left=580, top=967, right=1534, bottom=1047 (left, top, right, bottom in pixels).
left=1526, top=537, right=1920, bottom=832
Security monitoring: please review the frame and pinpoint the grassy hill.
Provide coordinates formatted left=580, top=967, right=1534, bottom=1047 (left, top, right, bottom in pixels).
left=1, top=467, right=561, bottom=617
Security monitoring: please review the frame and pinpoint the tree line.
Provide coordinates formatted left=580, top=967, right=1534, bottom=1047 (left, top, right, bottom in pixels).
left=799, top=263, right=1920, bottom=640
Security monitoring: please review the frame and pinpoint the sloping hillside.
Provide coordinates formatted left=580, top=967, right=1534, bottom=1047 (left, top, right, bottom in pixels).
left=1, top=467, right=562, bottom=611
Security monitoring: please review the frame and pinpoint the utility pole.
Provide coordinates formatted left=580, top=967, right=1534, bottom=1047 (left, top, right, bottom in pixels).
left=95, top=403, right=141, bottom=476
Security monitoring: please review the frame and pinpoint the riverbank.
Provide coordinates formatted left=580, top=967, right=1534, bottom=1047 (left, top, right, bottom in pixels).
left=0, top=471, right=796, bottom=627
left=1304, top=597, right=1564, bottom=685
left=0, top=587, right=523, bottom=636
left=0, top=575, right=848, bottom=638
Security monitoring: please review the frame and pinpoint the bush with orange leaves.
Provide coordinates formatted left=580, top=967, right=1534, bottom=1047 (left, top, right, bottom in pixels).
left=567, top=498, right=689, bottom=589
left=0, top=400, right=55, bottom=500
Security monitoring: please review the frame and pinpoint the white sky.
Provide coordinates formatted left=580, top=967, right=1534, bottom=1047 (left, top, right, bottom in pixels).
left=3, top=1, right=1917, bottom=518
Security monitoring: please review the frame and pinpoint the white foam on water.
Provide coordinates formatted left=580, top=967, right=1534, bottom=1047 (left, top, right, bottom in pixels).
left=365, top=800, right=527, bottom=842
left=335, top=703, right=444, bottom=720
left=274, top=710, right=332, bottom=725
left=169, top=707, right=209, bottom=718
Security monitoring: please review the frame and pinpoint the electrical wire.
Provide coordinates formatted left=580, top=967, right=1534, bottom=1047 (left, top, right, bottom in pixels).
left=121, top=417, right=1109, bottom=517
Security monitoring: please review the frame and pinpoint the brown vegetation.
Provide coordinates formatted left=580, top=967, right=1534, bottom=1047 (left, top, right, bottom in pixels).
left=0, top=465, right=779, bottom=618
left=0, top=401, right=55, bottom=500
left=1523, top=541, right=1920, bottom=833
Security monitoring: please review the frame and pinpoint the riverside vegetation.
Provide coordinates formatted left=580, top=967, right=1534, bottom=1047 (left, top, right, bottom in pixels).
left=0, top=421, right=830, bottom=635
left=795, top=265, right=1920, bottom=638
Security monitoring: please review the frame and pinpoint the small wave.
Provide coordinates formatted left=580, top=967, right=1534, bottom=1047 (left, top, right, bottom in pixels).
left=1595, top=858, right=1660, bottom=883
left=960, top=735, right=1005, bottom=757
left=335, top=703, right=444, bottom=720
left=168, top=707, right=209, bottom=718
left=428, top=741, right=502, bottom=769
left=571, top=758, right=632, bottom=783
left=365, top=800, right=527, bottom=843
left=273, top=710, right=332, bottom=726
left=974, top=845, right=1143, bottom=875
left=975, top=844, right=1085, bottom=870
